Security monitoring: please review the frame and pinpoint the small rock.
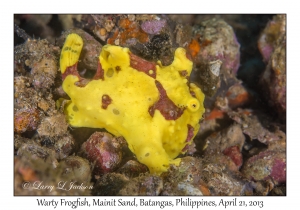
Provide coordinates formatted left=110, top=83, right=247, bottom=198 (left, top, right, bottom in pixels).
left=14, top=108, right=40, bottom=133
left=80, top=132, right=123, bottom=175
left=117, top=160, right=149, bottom=178
left=161, top=156, right=204, bottom=196
left=37, top=113, right=69, bottom=137
left=260, top=37, right=286, bottom=119
left=258, top=15, right=286, bottom=63
left=141, top=19, right=166, bottom=35
left=202, top=155, right=252, bottom=195
left=31, top=56, right=57, bottom=90
left=242, top=149, right=286, bottom=185
left=223, top=146, right=243, bottom=168
left=228, top=109, right=285, bottom=145
left=17, top=140, right=58, bottom=168
left=226, top=83, right=252, bottom=109
left=204, top=124, right=245, bottom=154
left=118, top=175, right=163, bottom=195
left=60, top=156, right=92, bottom=182
left=193, top=18, right=240, bottom=76
left=92, top=173, right=129, bottom=195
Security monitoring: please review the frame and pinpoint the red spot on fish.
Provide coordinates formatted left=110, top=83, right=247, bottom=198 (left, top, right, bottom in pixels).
left=181, top=144, right=189, bottom=152
left=181, top=125, right=195, bottom=153
left=186, top=124, right=194, bottom=143
left=148, top=80, right=184, bottom=120
left=130, top=53, right=156, bottom=79
left=115, top=66, right=121, bottom=73
left=185, top=52, right=193, bottom=61
left=102, top=94, right=112, bottom=109
left=179, top=70, right=188, bottom=77
left=62, top=62, right=80, bottom=81
left=190, top=90, right=196, bottom=98
left=93, top=60, right=105, bottom=80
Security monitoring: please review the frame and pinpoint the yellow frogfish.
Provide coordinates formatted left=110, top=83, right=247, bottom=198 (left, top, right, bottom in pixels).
left=60, top=33, right=205, bottom=174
